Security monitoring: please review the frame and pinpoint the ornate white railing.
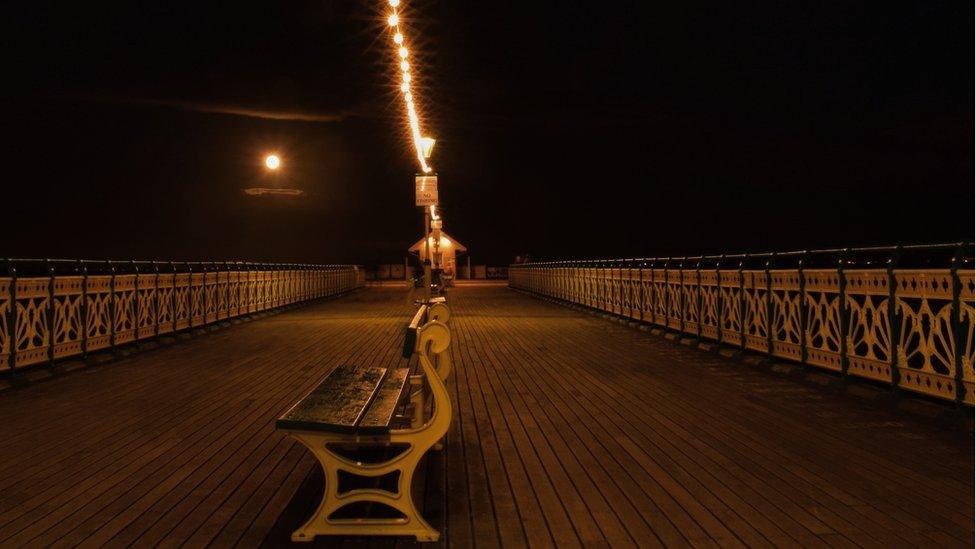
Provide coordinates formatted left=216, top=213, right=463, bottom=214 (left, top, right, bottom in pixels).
left=510, top=244, right=975, bottom=405
left=0, top=260, right=364, bottom=372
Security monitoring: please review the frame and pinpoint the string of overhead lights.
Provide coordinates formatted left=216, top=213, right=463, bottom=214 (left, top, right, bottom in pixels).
left=386, top=0, right=433, bottom=174
left=385, top=0, right=446, bottom=295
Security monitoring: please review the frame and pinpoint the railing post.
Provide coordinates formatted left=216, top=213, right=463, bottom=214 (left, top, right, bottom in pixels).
left=679, top=257, right=686, bottom=333
left=951, top=242, right=965, bottom=407
left=663, top=258, right=670, bottom=331
left=170, top=261, right=177, bottom=334
left=738, top=255, right=747, bottom=352
left=7, top=260, right=16, bottom=371
left=765, top=253, right=775, bottom=357
left=637, top=260, right=645, bottom=322
left=649, top=260, right=656, bottom=326
left=578, top=261, right=584, bottom=304
left=151, top=261, right=159, bottom=338
left=210, top=261, right=218, bottom=319
left=798, top=252, right=808, bottom=367
left=837, top=250, right=849, bottom=377
left=887, top=246, right=901, bottom=392
left=225, top=261, right=232, bottom=317
left=716, top=256, right=724, bottom=345
left=237, top=261, right=244, bottom=314
left=108, top=260, right=117, bottom=352
left=186, top=261, right=194, bottom=329
left=201, top=263, right=208, bottom=328
left=46, top=259, right=55, bottom=366
left=131, top=260, right=139, bottom=343
left=80, top=260, right=88, bottom=357
left=695, top=256, right=703, bottom=340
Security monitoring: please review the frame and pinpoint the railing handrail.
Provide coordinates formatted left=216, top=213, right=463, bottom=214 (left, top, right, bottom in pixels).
left=1, top=263, right=366, bottom=375
left=510, top=252, right=975, bottom=406
left=2, top=258, right=363, bottom=277
left=509, top=241, right=974, bottom=268
left=3, top=258, right=359, bottom=265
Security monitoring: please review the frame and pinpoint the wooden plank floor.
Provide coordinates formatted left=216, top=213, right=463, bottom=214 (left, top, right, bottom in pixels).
left=0, top=284, right=971, bottom=548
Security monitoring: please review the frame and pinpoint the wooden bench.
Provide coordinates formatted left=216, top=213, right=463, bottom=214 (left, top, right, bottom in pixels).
left=276, top=300, right=452, bottom=542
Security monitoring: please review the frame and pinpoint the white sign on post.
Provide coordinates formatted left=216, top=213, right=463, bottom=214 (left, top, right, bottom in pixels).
left=415, top=175, right=438, bottom=206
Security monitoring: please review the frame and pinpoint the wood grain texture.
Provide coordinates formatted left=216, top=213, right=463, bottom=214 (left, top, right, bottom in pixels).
left=276, top=364, right=388, bottom=433
left=358, top=367, right=411, bottom=432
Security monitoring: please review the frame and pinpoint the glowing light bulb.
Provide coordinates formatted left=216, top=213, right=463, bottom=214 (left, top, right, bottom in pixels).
left=264, top=154, right=281, bottom=170
left=421, top=137, right=435, bottom=159
left=383, top=0, right=433, bottom=175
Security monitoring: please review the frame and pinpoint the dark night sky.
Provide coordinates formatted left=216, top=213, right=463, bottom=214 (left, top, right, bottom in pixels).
left=5, top=2, right=973, bottom=265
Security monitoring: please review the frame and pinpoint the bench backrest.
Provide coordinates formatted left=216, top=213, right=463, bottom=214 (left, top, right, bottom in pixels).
left=402, top=304, right=428, bottom=358
left=402, top=301, right=452, bottom=383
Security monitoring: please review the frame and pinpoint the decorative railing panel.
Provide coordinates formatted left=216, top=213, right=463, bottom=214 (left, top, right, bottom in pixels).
left=719, top=270, right=742, bottom=347
left=53, top=276, right=85, bottom=359
left=86, top=275, right=113, bottom=352
left=157, top=274, right=175, bottom=335
left=652, top=268, right=667, bottom=325
left=742, top=270, right=768, bottom=353
left=666, top=269, right=681, bottom=330
left=681, top=269, right=700, bottom=335
left=189, top=273, right=205, bottom=327
left=700, top=270, right=719, bottom=341
left=0, top=283, right=10, bottom=368
left=769, top=270, right=802, bottom=362
left=893, top=270, right=956, bottom=401
left=961, top=270, right=974, bottom=403
left=137, top=273, right=158, bottom=339
left=1, top=262, right=362, bottom=373
left=803, top=270, right=842, bottom=372
left=624, top=268, right=640, bottom=320
left=510, top=244, right=975, bottom=405
left=227, top=272, right=241, bottom=317
left=845, top=270, right=892, bottom=383
left=114, top=274, right=137, bottom=346
left=205, top=273, right=219, bottom=323
left=14, top=278, right=49, bottom=367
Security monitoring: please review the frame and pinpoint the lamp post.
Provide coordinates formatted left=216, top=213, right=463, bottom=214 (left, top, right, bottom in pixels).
left=417, top=138, right=437, bottom=299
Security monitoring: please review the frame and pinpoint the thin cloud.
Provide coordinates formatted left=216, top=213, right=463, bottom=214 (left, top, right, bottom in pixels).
left=104, top=96, right=351, bottom=122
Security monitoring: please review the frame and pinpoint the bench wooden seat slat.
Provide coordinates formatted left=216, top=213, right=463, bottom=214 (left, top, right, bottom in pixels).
left=358, top=367, right=410, bottom=433
left=276, top=364, right=388, bottom=434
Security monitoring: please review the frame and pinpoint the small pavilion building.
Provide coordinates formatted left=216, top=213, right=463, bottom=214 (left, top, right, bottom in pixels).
left=409, top=232, right=467, bottom=277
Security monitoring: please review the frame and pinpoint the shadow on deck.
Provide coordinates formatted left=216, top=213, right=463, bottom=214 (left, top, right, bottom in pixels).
left=0, top=285, right=971, bottom=547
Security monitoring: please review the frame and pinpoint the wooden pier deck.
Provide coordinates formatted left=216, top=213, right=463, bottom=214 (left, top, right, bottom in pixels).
left=0, top=284, right=971, bottom=547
